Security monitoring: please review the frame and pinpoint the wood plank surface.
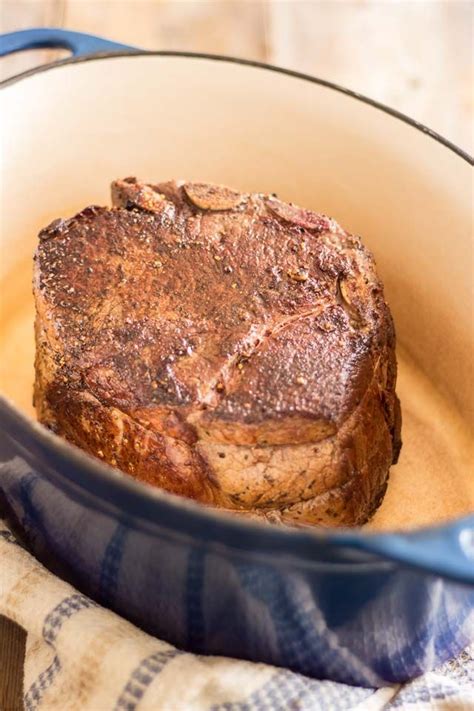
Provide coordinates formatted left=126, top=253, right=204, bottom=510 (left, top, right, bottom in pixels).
left=0, top=616, right=26, bottom=711
left=0, top=2, right=472, bottom=709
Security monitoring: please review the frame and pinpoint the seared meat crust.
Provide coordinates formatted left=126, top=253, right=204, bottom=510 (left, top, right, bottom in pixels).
left=34, top=178, right=401, bottom=526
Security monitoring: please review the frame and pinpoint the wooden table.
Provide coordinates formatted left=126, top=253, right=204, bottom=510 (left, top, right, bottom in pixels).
left=0, top=2, right=472, bottom=709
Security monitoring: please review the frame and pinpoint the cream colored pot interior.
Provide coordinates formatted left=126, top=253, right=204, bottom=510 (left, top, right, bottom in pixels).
left=0, top=55, right=472, bottom=531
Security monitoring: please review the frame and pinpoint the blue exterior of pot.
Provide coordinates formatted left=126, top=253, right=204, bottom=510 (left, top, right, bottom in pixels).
left=0, top=28, right=473, bottom=688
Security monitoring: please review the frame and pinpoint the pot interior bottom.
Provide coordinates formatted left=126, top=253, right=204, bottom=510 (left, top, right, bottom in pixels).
left=1, top=262, right=473, bottom=533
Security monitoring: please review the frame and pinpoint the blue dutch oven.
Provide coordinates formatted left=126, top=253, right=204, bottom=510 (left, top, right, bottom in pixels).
left=0, top=28, right=473, bottom=687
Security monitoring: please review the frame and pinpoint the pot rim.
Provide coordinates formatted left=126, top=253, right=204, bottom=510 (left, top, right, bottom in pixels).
left=1, top=49, right=473, bottom=583
left=1, top=49, right=472, bottom=165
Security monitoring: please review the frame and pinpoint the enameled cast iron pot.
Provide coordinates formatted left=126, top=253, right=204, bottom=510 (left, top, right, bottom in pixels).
left=0, top=29, right=473, bottom=687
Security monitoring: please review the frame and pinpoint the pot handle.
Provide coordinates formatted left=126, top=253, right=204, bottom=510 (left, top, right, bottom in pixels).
left=356, top=518, right=474, bottom=585
left=0, top=28, right=138, bottom=58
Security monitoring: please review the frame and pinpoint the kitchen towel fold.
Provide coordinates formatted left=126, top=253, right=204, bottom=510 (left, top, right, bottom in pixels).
left=0, top=520, right=473, bottom=711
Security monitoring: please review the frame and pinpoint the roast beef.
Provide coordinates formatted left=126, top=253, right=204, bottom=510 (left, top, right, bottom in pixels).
left=34, top=178, right=401, bottom=526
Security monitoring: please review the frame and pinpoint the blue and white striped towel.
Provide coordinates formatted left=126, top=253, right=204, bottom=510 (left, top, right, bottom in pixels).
left=1, top=521, right=473, bottom=711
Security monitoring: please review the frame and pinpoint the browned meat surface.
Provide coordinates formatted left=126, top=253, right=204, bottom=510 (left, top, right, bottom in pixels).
left=34, top=178, right=401, bottom=526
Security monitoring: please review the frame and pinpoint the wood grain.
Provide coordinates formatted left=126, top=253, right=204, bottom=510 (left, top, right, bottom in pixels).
left=0, top=2, right=472, bottom=708
left=0, top=616, right=26, bottom=711
left=63, top=0, right=269, bottom=58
